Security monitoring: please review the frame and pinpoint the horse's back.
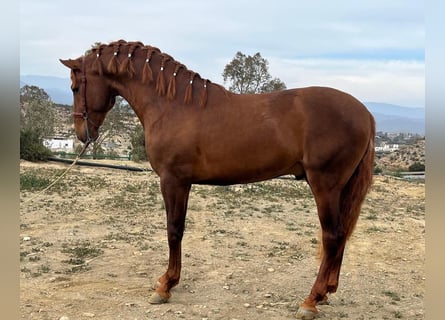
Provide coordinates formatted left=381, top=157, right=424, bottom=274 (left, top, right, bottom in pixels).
left=292, top=86, right=371, bottom=123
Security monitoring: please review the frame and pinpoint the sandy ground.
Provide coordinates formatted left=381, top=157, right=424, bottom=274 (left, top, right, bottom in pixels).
left=20, top=160, right=425, bottom=319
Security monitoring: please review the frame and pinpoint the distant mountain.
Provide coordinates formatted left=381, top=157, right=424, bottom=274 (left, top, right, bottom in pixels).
left=20, top=75, right=72, bottom=105
left=364, top=102, right=424, bottom=119
left=19, top=75, right=425, bottom=134
left=364, top=102, right=424, bottom=135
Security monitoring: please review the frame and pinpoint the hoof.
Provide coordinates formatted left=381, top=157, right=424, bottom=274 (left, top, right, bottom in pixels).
left=296, top=306, right=318, bottom=320
left=148, top=291, right=169, bottom=304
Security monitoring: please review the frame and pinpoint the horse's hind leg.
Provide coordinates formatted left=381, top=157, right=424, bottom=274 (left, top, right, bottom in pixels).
left=297, top=173, right=348, bottom=319
left=149, top=176, right=191, bottom=304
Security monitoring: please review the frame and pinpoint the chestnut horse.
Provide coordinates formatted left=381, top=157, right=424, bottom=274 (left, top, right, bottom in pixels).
left=61, top=40, right=375, bottom=319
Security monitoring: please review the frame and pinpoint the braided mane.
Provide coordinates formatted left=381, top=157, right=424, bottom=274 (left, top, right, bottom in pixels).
left=88, top=40, right=211, bottom=107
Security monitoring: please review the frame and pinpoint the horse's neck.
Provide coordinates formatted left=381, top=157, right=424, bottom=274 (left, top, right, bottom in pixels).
left=109, top=78, right=154, bottom=125
left=112, top=72, right=232, bottom=129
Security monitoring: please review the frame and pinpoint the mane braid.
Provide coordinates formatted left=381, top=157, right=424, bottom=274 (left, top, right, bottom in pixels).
left=200, top=79, right=208, bottom=108
left=107, top=43, right=121, bottom=74
left=156, top=55, right=170, bottom=96
left=167, top=63, right=184, bottom=100
left=184, top=72, right=196, bottom=104
left=118, top=43, right=138, bottom=78
left=91, top=46, right=104, bottom=76
left=142, top=48, right=156, bottom=84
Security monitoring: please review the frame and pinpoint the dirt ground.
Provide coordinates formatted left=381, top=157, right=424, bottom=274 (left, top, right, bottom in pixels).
left=19, top=160, right=425, bottom=320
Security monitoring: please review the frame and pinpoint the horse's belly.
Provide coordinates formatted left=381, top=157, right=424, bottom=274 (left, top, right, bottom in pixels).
left=193, top=154, right=304, bottom=185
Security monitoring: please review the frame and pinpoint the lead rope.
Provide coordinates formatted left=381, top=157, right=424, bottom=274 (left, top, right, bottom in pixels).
left=21, top=142, right=91, bottom=204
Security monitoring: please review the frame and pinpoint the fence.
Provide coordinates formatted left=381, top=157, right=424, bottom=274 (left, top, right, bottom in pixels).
left=52, top=151, right=131, bottom=161
left=399, top=171, right=425, bottom=180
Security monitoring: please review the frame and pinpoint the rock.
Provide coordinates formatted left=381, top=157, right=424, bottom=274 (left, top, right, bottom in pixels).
left=23, top=236, right=31, bottom=241
left=82, top=312, right=95, bottom=317
left=243, top=303, right=251, bottom=308
left=59, top=316, right=70, bottom=320
left=267, top=267, right=275, bottom=272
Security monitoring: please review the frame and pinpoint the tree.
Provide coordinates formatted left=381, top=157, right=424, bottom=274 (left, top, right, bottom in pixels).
left=20, top=85, right=56, bottom=138
left=222, top=52, right=286, bottom=94
left=90, top=96, right=132, bottom=159
left=129, top=124, right=147, bottom=162
left=20, top=85, right=55, bottom=161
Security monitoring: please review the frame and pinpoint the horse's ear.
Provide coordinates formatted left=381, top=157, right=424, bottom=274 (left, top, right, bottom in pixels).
left=60, top=58, right=81, bottom=70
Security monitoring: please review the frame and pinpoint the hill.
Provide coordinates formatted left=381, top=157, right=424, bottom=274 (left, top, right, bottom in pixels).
left=20, top=75, right=72, bottom=105
left=364, top=102, right=424, bottom=135
left=376, top=138, right=425, bottom=172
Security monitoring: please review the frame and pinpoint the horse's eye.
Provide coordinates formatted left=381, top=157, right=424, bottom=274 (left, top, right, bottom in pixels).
left=72, top=87, right=80, bottom=94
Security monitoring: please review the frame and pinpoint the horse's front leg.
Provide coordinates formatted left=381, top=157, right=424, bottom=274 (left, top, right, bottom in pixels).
left=149, top=176, right=191, bottom=304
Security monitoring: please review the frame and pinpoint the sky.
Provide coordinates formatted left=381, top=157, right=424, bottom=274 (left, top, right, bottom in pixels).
left=20, top=0, right=424, bottom=108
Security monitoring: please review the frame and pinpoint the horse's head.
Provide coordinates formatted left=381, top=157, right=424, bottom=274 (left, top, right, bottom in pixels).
left=60, top=57, right=116, bottom=144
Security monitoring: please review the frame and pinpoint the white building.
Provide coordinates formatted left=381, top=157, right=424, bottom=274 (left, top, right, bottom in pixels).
left=375, top=143, right=399, bottom=153
left=43, top=138, right=74, bottom=152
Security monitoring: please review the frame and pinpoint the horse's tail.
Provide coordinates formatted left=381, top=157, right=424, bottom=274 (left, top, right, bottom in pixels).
left=341, top=115, right=376, bottom=241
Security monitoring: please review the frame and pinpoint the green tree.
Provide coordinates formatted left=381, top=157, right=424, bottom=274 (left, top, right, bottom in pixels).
left=91, top=96, right=132, bottom=159
left=222, top=52, right=286, bottom=94
left=20, top=85, right=55, bottom=161
left=20, top=85, right=56, bottom=138
left=129, top=124, right=147, bottom=162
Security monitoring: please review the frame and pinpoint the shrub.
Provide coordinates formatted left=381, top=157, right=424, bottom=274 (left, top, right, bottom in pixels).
left=374, top=165, right=383, bottom=175
left=408, top=162, right=425, bottom=172
left=20, top=128, right=52, bottom=161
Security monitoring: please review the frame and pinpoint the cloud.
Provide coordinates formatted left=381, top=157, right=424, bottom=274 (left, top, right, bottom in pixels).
left=20, top=0, right=424, bottom=107
left=267, top=57, right=424, bottom=107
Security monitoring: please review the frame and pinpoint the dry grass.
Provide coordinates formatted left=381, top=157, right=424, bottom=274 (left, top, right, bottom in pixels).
left=20, top=160, right=425, bottom=319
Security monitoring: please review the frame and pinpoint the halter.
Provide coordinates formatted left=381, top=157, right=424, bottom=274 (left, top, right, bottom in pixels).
left=72, top=56, right=99, bottom=146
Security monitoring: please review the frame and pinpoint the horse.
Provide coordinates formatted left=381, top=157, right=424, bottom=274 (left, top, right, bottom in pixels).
left=60, top=40, right=375, bottom=319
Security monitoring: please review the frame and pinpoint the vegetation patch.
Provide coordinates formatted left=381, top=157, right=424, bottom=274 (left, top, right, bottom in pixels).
left=61, top=240, right=104, bottom=273
left=20, top=171, right=50, bottom=191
